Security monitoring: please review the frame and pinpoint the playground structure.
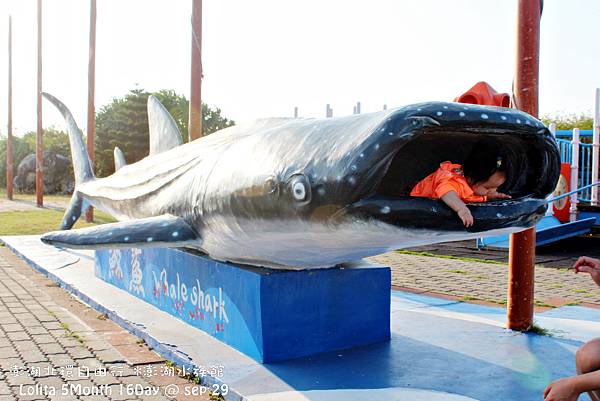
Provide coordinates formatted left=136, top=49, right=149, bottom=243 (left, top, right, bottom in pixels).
left=478, top=88, right=600, bottom=248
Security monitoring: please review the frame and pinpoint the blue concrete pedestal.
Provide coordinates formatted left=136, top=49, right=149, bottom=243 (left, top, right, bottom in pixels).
left=95, top=248, right=391, bottom=363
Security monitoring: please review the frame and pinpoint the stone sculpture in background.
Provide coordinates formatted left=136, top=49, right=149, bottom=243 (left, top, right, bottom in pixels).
left=13, top=151, right=74, bottom=194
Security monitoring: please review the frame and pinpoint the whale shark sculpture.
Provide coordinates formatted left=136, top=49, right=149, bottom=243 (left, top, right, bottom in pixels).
left=41, top=93, right=559, bottom=269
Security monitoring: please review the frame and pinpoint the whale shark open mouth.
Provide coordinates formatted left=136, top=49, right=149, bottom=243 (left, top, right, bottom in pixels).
left=343, top=111, right=560, bottom=233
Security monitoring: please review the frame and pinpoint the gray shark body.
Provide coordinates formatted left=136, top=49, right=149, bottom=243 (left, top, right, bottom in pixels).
left=42, top=94, right=559, bottom=269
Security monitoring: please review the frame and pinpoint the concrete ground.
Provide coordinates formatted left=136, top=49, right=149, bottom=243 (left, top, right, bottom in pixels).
left=0, top=247, right=211, bottom=401
left=0, top=197, right=67, bottom=213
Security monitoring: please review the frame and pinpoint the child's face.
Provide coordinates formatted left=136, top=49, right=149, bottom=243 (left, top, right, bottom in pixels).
left=472, top=171, right=506, bottom=196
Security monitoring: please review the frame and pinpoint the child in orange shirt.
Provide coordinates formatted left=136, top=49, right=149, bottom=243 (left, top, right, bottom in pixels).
left=410, top=139, right=511, bottom=227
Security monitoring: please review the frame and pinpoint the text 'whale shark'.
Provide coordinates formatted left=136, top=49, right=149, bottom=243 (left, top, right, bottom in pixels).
left=40, top=93, right=559, bottom=269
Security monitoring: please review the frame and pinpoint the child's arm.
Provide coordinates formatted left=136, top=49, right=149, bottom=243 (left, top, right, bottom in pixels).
left=544, top=370, right=600, bottom=400
left=441, top=191, right=473, bottom=227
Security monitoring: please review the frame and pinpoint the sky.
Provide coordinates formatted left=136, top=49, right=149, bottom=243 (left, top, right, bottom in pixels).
left=0, top=0, right=598, bottom=137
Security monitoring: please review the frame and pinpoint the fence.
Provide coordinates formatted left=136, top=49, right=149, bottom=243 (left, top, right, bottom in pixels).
left=556, top=133, right=594, bottom=203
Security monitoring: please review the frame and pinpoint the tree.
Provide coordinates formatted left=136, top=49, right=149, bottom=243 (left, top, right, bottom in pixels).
left=94, top=88, right=234, bottom=177
left=541, top=113, right=593, bottom=131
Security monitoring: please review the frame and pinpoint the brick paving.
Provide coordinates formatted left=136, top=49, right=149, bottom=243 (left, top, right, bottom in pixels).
left=369, top=250, right=600, bottom=308
left=0, top=248, right=211, bottom=401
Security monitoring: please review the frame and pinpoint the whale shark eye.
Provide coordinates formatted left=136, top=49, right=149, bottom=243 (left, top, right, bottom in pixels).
left=293, top=182, right=306, bottom=201
left=288, top=174, right=312, bottom=203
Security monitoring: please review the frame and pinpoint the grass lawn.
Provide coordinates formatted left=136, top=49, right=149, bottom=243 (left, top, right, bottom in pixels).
left=0, top=188, right=116, bottom=236
left=0, top=209, right=116, bottom=236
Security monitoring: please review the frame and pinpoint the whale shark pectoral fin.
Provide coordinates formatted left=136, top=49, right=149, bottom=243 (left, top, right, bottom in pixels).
left=41, top=214, right=200, bottom=250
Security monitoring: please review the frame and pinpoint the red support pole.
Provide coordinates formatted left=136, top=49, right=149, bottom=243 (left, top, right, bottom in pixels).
left=36, top=0, right=44, bottom=207
left=507, top=0, right=541, bottom=331
left=189, top=0, right=203, bottom=141
left=85, top=0, right=96, bottom=222
left=6, top=16, right=13, bottom=200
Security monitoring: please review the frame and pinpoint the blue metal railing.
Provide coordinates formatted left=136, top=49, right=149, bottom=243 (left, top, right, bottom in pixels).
left=580, top=143, right=593, bottom=202
left=555, top=129, right=595, bottom=203
left=556, top=138, right=572, bottom=163
left=556, top=129, right=593, bottom=138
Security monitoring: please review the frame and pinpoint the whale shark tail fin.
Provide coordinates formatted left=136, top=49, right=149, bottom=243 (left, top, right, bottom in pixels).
left=59, top=192, right=85, bottom=230
left=42, top=92, right=96, bottom=230
left=42, top=92, right=95, bottom=185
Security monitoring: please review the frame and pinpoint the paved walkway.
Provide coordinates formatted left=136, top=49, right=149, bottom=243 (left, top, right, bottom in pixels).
left=369, top=250, right=600, bottom=308
left=0, top=248, right=211, bottom=401
left=0, top=198, right=67, bottom=213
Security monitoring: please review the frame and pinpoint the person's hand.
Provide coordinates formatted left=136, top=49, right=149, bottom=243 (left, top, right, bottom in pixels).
left=573, top=256, right=600, bottom=287
left=488, top=191, right=512, bottom=200
left=544, top=377, right=580, bottom=401
left=457, top=207, right=473, bottom=227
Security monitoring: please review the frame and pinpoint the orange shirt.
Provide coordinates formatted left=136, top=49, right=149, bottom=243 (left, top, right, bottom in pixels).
left=410, top=161, right=487, bottom=203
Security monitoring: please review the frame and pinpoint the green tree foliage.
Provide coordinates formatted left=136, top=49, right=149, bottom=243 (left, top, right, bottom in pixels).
left=94, top=88, right=234, bottom=177
left=0, top=128, right=70, bottom=187
left=541, top=113, right=593, bottom=131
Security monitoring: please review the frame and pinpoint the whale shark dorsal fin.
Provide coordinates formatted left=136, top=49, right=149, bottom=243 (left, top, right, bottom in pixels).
left=147, top=95, right=183, bottom=155
left=113, top=146, right=127, bottom=171
left=41, top=214, right=200, bottom=250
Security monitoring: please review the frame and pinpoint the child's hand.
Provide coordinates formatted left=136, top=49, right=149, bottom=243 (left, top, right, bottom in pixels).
left=573, top=256, right=600, bottom=287
left=457, top=207, right=474, bottom=227
left=488, top=191, right=512, bottom=200
left=543, top=377, right=580, bottom=401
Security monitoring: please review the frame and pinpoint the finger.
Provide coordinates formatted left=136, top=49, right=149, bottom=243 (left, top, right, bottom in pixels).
left=576, top=265, right=595, bottom=275
left=575, top=256, right=599, bottom=268
left=573, top=257, right=592, bottom=269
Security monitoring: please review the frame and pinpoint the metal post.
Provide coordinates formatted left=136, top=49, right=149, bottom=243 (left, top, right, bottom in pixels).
left=36, top=0, right=43, bottom=207
left=294, top=107, right=298, bottom=118
left=570, top=128, right=580, bottom=222
left=356, top=101, right=361, bottom=114
left=592, top=88, right=600, bottom=205
left=545, top=123, right=556, bottom=217
left=507, top=0, right=541, bottom=331
left=188, top=0, right=203, bottom=141
left=6, top=16, right=13, bottom=200
left=85, top=0, right=96, bottom=222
